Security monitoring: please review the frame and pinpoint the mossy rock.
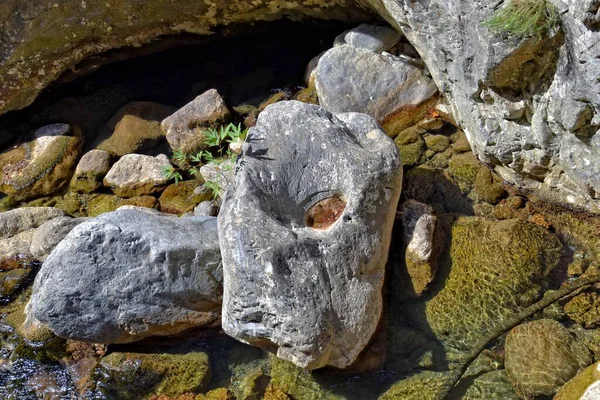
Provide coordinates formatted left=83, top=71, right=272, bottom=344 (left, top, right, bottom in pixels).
left=378, top=371, right=451, bottom=400
left=418, top=217, right=562, bottom=351
left=0, top=269, right=31, bottom=299
left=269, top=355, right=342, bottom=400
left=86, top=193, right=158, bottom=217
left=159, top=180, right=211, bottom=215
left=555, top=362, right=600, bottom=400
left=397, top=138, right=425, bottom=167
left=447, top=153, right=481, bottom=193
left=97, top=351, right=211, bottom=399
left=197, top=388, right=236, bottom=400
left=94, top=101, right=175, bottom=156
left=456, top=369, right=519, bottom=400
left=424, top=134, right=450, bottom=153
left=473, top=167, right=506, bottom=204
left=564, top=290, right=600, bottom=329
left=70, top=149, right=113, bottom=194
left=0, top=124, right=83, bottom=201
left=450, top=130, right=472, bottom=153
left=505, top=319, right=592, bottom=399
left=293, top=86, right=319, bottom=105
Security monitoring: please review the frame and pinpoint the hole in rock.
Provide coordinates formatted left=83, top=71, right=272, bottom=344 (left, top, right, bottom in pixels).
left=305, top=194, right=347, bottom=230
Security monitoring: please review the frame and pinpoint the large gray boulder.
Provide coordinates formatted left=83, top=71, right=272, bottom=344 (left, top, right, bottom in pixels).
left=363, top=0, right=600, bottom=212
left=315, top=43, right=438, bottom=135
left=219, top=101, right=402, bottom=370
left=27, top=208, right=223, bottom=343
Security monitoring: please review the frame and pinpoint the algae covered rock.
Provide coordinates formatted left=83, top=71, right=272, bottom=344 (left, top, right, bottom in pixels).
left=86, top=193, right=159, bottom=217
left=103, top=153, right=172, bottom=197
left=0, top=124, right=83, bottom=201
left=555, top=362, right=600, bottom=400
left=70, top=149, right=112, bottom=193
left=97, top=351, right=210, bottom=399
left=379, top=371, right=451, bottom=400
left=460, top=369, right=519, bottom=400
left=268, top=356, right=342, bottom=400
left=219, top=101, right=402, bottom=369
left=159, top=180, right=212, bottom=215
left=421, top=217, right=562, bottom=351
left=505, top=319, right=591, bottom=399
left=28, top=209, right=222, bottom=343
left=94, top=101, right=175, bottom=156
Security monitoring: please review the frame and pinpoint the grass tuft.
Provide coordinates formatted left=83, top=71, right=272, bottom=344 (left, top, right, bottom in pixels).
left=485, top=0, right=559, bottom=40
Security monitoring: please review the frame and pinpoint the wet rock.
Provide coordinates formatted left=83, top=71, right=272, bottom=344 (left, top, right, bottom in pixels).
left=94, top=101, right=175, bottom=156
left=27, top=209, right=222, bottom=343
left=103, top=154, right=171, bottom=198
left=315, top=45, right=438, bottom=136
left=401, top=200, right=437, bottom=296
left=0, top=269, right=31, bottom=299
left=0, top=124, right=83, bottom=201
left=379, top=371, right=451, bottom=400
left=564, top=290, right=600, bottom=329
left=97, top=351, right=210, bottom=398
left=30, top=216, right=87, bottom=261
left=418, top=218, right=562, bottom=351
left=460, top=370, right=519, bottom=400
left=268, top=355, right=341, bottom=400
left=159, top=180, right=212, bottom=215
left=219, top=101, right=402, bottom=369
left=70, top=149, right=112, bottom=194
left=555, top=361, right=600, bottom=400
left=333, top=23, right=401, bottom=53
left=505, top=319, right=591, bottom=399
left=162, top=89, right=231, bottom=153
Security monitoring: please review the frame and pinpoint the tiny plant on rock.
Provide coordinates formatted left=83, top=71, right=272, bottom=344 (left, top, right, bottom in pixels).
left=485, top=0, right=559, bottom=40
left=163, top=123, right=248, bottom=199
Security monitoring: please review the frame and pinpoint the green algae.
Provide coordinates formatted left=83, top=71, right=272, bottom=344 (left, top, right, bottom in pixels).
left=159, top=180, right=211, bottom=215
left=473, top=167, right=506, bottom=204
left=424, top=134, right=450, bottom=153
left=447, top=153, right=481, bottom=193
left=419, top=217, right=562, bottom=351
left=269, top=355, right=342, bottom=400
left=379, top=371, right=452, bottom=400
left=97, top=351, right=211, bottom=399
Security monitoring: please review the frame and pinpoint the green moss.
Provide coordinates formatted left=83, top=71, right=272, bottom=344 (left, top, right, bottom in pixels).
left=85, top=193, right=158, bottom=217
left=447, top=153, right=481, bottom=192
left=293, top=86, right=319, bottom=105
left=97, top=351, right=211, bottom=399
left=424, top=134, right=450, bottom=153
left=70, top=170, right=104, bottom=194
left=397, top=138, right=425, bottom=167
left=379, top=371, right=451, bottom=400
left=159, top=180, right=211, bottom=215
left=458, top=370, right=520, bottom=400
left=0, top=269, right=31, bottom=299
left=419, top=217, right=562, bottom=351
left=269, top=355, right=342, bottom=400
left=474, top=167, right=506, bottom=204
left=450, top=131, right=472, bottom=153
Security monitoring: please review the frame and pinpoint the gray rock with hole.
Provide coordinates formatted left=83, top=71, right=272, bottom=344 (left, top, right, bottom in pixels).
left=27, top=209, right=222, bottom=343
left=218, top=100, right=402, bottom=370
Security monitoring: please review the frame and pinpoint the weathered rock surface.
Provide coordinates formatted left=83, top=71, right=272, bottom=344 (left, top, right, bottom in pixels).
left=94, top=101, right=175, bottom=156
left=219, top=101, right=402, bottom=369
left=30, top=216, right=87, bottom=261
left=363, top=0, right=600, bottom=211
left=0, top=1, right=370, bottom=117
left=27, top=209, right=223, bottom=343
left=333, top=23, right=401, bottom=53
left=103, top=153, right=171, bottom=197
left=400, top=200, right=437, bottom=296
left=0, top=124, right=83, bottom=201
left=555, top=362, right=600, bottom=400
left=162, top=89, right=231, bottom=153
left=505, top=319, right=591, bottom=398
left=0, top=207, right=65, bottom=266
left=70, top=149, right=112, bottom=193
left=315, top=43, right=438, bottom=135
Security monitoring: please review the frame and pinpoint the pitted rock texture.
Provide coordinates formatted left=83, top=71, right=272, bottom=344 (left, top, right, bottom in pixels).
left=0, top=0, right=370, bottom=117
left=315, top=43, right=438, bottom=135
left=363, top=0, right=600, bottom=211
left=505, top=319, right=592, bottom=399
left=219, top=100, right=402, bottom=370
left=27, top=209, right=222, bottom=343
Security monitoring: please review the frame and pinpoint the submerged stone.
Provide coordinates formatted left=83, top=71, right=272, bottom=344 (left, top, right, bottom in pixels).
left=505, top=319, right=592, bottom=399
left=27, top=209, right=222, bottom=343
left=219, top=101, right=402, bottom=369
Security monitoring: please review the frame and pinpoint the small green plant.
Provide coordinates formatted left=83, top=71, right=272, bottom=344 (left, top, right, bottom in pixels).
left=162, top=166, right=183, bottom=184
left=203, top=180, right=222, bottom=199
left=485, top=0, right=559, bottom=40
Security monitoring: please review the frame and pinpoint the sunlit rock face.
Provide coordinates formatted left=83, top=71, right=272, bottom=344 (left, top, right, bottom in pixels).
left=363, top=0, right=600, bottom=212
left=218, top=101, right=402, bottom=370
left=0, top=0, right=371, bottom=117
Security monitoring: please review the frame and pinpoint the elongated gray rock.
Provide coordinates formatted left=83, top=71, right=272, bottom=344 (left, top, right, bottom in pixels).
left=333, top=23, right=402, bottom=53
left=27, top=209, right=222, bottom=343
left=315, top=44, right=438, bottom=135
left=219, top=101, right=402, bottom=370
